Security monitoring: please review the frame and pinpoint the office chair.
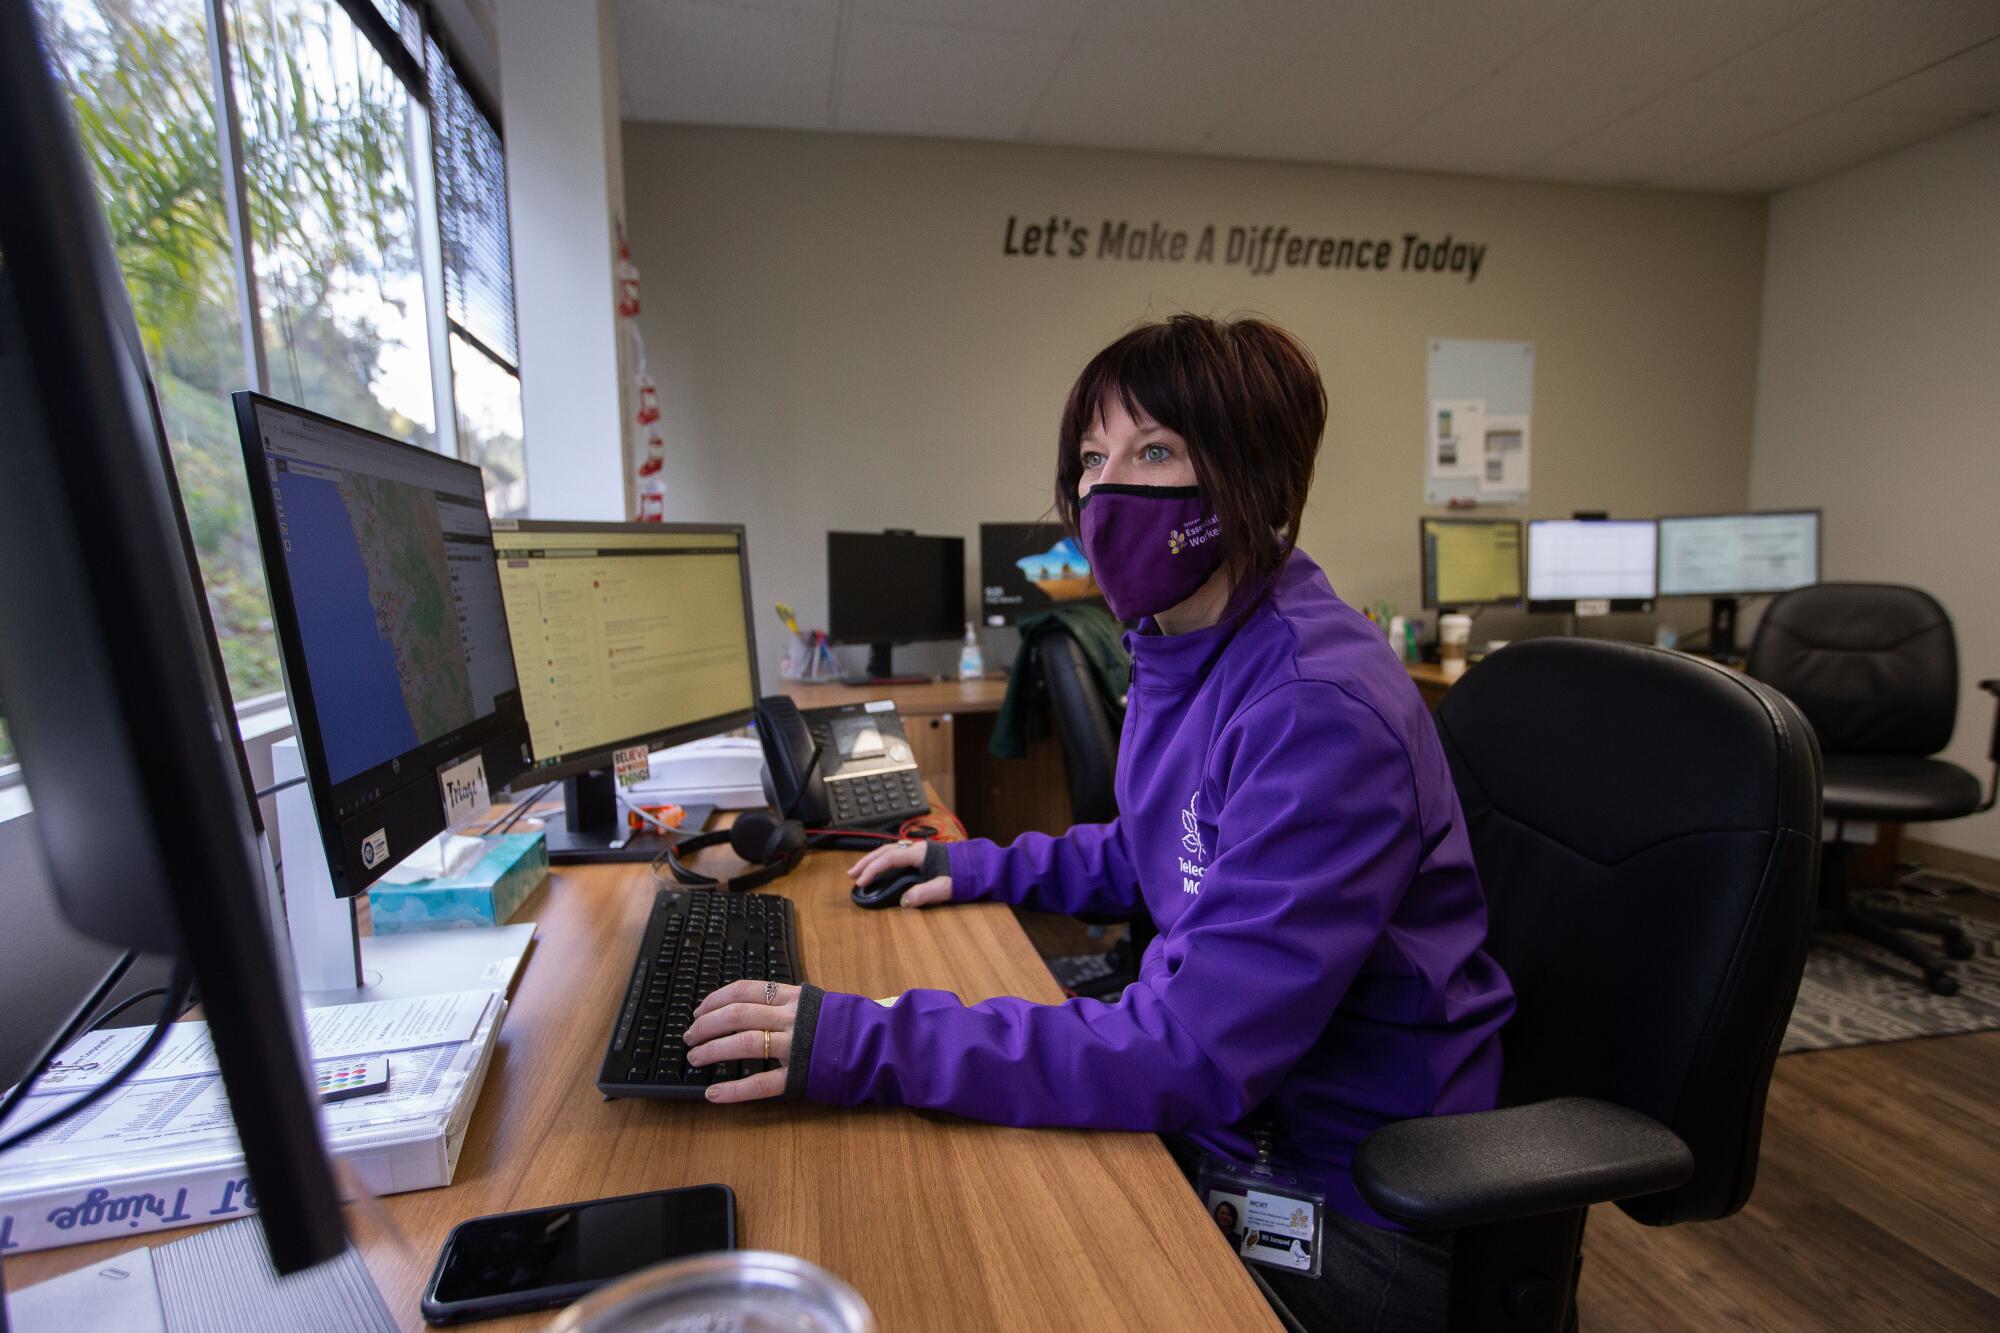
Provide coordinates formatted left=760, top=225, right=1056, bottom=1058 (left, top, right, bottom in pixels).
left=1747, top=583, right=2000, bottom=996
left=1033, top=626, right=1153, bottom=997
left=1352, top=639, right=1821, bottom=1333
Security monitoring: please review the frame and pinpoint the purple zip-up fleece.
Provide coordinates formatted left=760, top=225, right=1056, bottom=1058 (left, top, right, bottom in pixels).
left=801, top=550, right=1515, bottom=1226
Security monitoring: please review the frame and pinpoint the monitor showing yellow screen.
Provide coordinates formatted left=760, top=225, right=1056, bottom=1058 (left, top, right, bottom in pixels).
left=492, top=520, right=757, bottom=778
left=1420, top=518, right=1523, bottom=609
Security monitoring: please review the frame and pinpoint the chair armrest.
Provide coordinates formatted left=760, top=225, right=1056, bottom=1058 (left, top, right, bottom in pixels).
left=1353, top=1097, right=1693, bottom=1230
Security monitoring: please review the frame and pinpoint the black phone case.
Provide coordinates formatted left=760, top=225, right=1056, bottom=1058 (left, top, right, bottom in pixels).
left=419, top=1183, right=738, bottom=1325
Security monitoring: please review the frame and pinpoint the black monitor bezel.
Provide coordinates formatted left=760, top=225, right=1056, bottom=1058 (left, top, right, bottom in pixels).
left=978, top=520, right=1106, bottom=626
left=234, top=391, right=532, bottom=896
left=825, top=529, right=967, bottom=646
left=1525, top=517, right=1659, bottom=614
left=1654, top=507, right=1824, bottom=598
left=1417, top=515, right=1525, bottom=611
left=0, top=0, right=345, bottom=1270
left=493, top=518, right=760, bottom=783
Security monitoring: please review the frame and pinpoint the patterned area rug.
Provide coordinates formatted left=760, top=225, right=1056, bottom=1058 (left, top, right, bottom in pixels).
left=1053, top=891, right=2000, bottom=1055
left=1782, top=889, right=2000, bottom=1053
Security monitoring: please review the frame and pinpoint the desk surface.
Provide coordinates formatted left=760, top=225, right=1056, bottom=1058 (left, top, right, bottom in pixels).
left=4, top=816, right=1274, bottom=1331
left=783, top=675, right=1009, bottom=716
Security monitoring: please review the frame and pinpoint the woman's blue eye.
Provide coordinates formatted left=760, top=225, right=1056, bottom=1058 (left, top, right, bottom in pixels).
left=1082, top=452, right=1106, bottom=469
left=1144, top=444, right=1172, bottom=463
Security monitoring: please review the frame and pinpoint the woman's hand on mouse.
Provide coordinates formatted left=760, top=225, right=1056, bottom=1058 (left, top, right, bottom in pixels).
left=847, top=840, right=953, bottom=908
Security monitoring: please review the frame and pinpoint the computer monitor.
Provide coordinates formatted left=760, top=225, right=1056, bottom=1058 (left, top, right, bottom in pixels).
left=1658, top=509, right=1821, bottom=657
left=492, top=520, right=759, bottom=862
left=827, top=530, right=965, bottom=681
left=1419, top=517, right=1523, bottom=610
left=235, top=393, right=534, bottom=897
left=0, top=0, right=343, bottom=1273
left=1527, top=518, right=1658, bottom=613
left=979, top=522, right=1106, bottom=626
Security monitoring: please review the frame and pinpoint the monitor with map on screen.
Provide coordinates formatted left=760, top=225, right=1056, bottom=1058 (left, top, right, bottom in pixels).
left=234, top=392, right=533, bottom=897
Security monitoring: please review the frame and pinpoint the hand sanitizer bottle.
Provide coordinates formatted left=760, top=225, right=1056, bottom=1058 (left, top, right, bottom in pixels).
left=957, top=622, right=984, bottom=681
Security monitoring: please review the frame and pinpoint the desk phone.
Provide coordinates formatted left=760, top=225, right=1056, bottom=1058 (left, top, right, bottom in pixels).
left=755, top=695, right=930, bottom=830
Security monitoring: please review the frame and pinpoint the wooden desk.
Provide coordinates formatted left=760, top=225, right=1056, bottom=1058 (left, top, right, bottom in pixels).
left=3, top=816, right=1275, bottom=1332
left=782, top=677, right=1075, bottom=844
left=1406, top=660, right=1460, bottom=710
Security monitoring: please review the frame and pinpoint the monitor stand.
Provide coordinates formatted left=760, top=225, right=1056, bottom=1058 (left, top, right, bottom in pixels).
left=543, top=768, right=713, bottom=864
left=270, top=738, right=535, bottom=1003
left=842, top=641, right=928, bottom=686
left=1706, top=596, right=1742, bottom=660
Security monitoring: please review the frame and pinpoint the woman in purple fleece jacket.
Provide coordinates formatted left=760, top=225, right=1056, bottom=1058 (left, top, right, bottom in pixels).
left=685, top=315, right=1515, bottom=1329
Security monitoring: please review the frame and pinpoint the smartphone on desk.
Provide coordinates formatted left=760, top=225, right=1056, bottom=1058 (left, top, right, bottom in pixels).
left=420, top=1183, right=736, bottom=1324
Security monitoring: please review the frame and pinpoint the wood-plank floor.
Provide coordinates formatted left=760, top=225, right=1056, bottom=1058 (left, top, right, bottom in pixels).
left=1582, top=891, right=2000, bottom=1331
left=1020, top=903, right=2000, bottom=1330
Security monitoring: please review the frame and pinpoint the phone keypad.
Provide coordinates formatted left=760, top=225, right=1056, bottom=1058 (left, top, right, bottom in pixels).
left=828, top=770, right=924, bottom=828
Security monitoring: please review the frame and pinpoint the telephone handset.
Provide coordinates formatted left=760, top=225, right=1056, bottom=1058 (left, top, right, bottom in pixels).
left=753, top=694, right=929, bottom=831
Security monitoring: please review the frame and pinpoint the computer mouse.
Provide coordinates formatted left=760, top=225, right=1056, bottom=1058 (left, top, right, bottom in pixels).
left=851, top=868, right=927, bottom=910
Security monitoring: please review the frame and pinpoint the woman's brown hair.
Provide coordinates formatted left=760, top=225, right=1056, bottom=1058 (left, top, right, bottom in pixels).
left=1055, top=314, right=1326, bottom=589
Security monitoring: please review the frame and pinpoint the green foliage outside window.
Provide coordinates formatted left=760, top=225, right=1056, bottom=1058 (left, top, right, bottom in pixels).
left=38, top=0, right=441, bottom=699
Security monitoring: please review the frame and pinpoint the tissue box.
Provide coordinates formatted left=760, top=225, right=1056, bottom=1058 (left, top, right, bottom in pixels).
left=369, top=833, right=549, bottom=934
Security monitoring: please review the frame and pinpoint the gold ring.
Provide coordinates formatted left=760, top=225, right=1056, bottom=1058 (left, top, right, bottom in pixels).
left=763, top=1029, right=772, bottom=1061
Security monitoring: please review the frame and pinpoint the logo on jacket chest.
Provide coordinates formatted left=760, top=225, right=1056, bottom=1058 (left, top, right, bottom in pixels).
left=1179, top=789, right=1206, bottom=894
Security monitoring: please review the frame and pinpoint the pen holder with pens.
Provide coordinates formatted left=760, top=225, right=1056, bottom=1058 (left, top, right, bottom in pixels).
left=774, top=602, right=843, bottom=682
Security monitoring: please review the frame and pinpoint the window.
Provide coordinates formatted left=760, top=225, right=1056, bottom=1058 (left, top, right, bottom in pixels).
left=430, top=36, right=525, bottom=517
left=0, top=717, right=12, bottom=769
left=39, top=0, right=283, bottom=699
left=36, top=0, right=525, bottom=703
left=230, top=0, right=436, bottom=450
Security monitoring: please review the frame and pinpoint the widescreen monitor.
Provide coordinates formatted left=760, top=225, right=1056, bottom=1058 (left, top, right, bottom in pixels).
left=1419, top=517, right=1523, bottom=610
left=493, top=520, right=758, bottom=861
left=980, top=522, right=1105, bottom=625
left=235, top=393, right=533, bottom=896
left=1527, top=518, right=1658, bottom=612
left=827, top=530, right=965, bottom=680
left=0, top=0, right=344, bottom=1270
left=1658, top=510, right=1821, bottom=597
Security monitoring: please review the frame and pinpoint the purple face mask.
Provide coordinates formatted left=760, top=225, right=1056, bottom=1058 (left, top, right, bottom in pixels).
left=1077, top=484, right=1224, bottom=621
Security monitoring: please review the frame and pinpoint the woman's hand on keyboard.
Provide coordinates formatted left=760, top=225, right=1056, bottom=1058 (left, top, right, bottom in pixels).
left=684, top=981, right=800, bottom=1103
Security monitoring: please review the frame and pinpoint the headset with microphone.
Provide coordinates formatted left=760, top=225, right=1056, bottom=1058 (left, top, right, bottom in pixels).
left=658, top=734, right=821, bottom=892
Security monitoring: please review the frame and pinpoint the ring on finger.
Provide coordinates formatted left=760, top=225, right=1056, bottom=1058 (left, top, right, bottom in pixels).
left=762, top=980, right=777, bottom=1006
left=763, top=1029, right=771, bottom=1061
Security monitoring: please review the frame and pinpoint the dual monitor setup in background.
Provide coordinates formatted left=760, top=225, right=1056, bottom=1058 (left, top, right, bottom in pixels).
left=1421, top=510, right=1823, bottom=655
left=823, top=523, right=1107, bottom=682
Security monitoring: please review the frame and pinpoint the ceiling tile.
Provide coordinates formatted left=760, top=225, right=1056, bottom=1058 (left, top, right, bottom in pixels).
left=1536, top=0, right=2000, bottom=182
left=852, top=0, right=1097, bottom=36
left=1651, top=104, right=1971, bottom=192
left=1080, top=0, right=1338, bottom=56
left=1847, top=33, right=2000, bottom=118
left=1204, top=0, right=1593, bottom=165
left=616, top=0, right=839, bottom=126
left=1024, top=37, right=1270, bottom=149
left=836, top=16, right=1072, bottom=136
left=1373, top=0, right=1830, bottom=175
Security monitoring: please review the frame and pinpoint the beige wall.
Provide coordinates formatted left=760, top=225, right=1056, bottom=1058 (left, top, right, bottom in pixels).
left=621, top=124, right=1767, bottom=678
left=1750, top=116, right=2000, bottom=862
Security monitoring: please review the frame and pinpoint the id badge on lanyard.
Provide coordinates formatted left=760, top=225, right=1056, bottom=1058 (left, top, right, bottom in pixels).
left=1196, top=1119, right=1326, bottom=1278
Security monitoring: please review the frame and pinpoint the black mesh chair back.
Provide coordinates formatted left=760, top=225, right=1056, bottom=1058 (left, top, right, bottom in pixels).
left=1034, top=628, right=1119, bottom=825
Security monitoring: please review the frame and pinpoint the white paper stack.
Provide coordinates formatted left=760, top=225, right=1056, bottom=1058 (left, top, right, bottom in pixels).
left=0, top=990, right=506, bottom=1256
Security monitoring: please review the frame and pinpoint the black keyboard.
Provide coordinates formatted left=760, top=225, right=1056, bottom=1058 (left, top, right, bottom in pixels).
left=596, top=888, right=804, bottom=1100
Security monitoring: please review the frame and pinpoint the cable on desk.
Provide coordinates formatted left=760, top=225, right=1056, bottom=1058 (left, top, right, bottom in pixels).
left=0, top=949, right=136, bottom=1134
left=0, top=957, right=193, bottom=1154
left=255, top=776, right=304, bottom=801
left=483, top=782, right=557, bottom=836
